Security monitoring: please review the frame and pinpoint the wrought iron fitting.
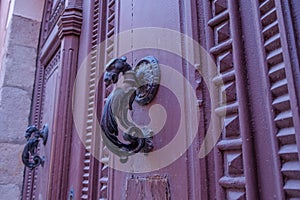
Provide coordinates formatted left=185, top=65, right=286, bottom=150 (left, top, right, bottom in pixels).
left=101, top=56, right=160, bottom=163
left=22, top=124, right=48, bottom=169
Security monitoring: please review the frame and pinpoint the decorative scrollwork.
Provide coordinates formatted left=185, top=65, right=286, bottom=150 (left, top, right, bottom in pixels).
left=101, top=56, right=160, bottom=163
left=22, top=124, right=48, bottom=169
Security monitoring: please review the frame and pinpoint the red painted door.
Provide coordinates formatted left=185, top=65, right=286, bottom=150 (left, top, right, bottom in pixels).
left=78, top=1, right=257, bottom=198
left=95, top=0, right=213, bottom=199
left=22, top=0, right=300, bottom=199
left=22, top=50, right=63, bottom=200
left=36, top=52, right=60, bottom=200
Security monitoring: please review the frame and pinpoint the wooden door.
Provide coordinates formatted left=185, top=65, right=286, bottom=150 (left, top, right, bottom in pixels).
left=36, top=52, right=61, bottom=200
left=22, top=1, right=82, bottom=199
left=22, top=0, right=300, bottom=199
left=22, top=49, right=63, bottom=200
left=72, top=1, right=248, bottom=199
left=87, top=0, right=300, bottom=199
left=93, top=0, right=214, bottom=199
left=112, top=0, right=196, bottom=199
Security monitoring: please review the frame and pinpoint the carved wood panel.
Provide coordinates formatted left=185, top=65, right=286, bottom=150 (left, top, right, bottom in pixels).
left=98, top=0, right=117, bottom=199
left=35, top=50, right=60, bottom=200
left=23, top=49, right=61, bottom=200
left=258, top=0, right=300, bottom=198
left=206, top=0, right=246, bottom=199
left=41, top=0, right=65, bottom=44
left=79, top=0, right=116, bottom=199
left=79, top=0, right=101, bottom=199
left=22, top=63, right=45, bottom=200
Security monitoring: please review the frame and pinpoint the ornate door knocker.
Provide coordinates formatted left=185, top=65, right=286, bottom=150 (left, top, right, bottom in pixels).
left=22, top=124, right=48, bottom=169
left=100, top=56, right=160, bottom=163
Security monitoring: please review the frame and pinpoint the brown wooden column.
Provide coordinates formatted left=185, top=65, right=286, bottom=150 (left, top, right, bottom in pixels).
left=238, top=0, right=285, bottom=198
left=47, top=6, right=82, bottom=200
left=227, top=1, right=259, bottom=199
left=239, top=0, right=300, bottom=198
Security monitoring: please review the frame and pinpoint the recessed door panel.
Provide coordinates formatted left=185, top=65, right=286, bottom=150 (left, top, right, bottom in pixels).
left=107, top=1, right=203, bottom=199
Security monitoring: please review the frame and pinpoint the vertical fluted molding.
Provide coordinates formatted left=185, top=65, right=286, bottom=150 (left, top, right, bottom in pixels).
left=46, top=5, right=82, bottom=200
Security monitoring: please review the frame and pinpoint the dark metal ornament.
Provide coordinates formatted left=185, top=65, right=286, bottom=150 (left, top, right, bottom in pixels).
left=22, top=124, right=48, bottom=169
left=134, top=56, right=160, bottom=105
left=101, top=56, right=160, bottom=163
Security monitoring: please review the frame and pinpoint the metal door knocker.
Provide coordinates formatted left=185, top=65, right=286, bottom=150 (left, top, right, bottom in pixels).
left=101, top=56, right=160, bottom=163
left=22, top=124, right=48, bottom=169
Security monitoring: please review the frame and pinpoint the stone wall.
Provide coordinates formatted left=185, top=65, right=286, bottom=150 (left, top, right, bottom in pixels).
left=0, top=0, right=44, bottom=199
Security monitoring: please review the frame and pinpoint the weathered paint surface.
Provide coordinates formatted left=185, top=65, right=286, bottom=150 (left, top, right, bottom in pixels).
left=22, top=0, right=300, bottom=199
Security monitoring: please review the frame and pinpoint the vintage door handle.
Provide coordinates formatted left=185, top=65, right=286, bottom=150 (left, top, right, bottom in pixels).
left=22, top=124, right=48, bottom=169
left=100, top=56, right=160, bottom=163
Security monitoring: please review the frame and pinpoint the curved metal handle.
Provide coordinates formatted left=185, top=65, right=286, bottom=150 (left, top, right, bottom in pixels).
left=22, top=124, right=48, bottom=169
left=100, top=56, right=160, bottom=163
